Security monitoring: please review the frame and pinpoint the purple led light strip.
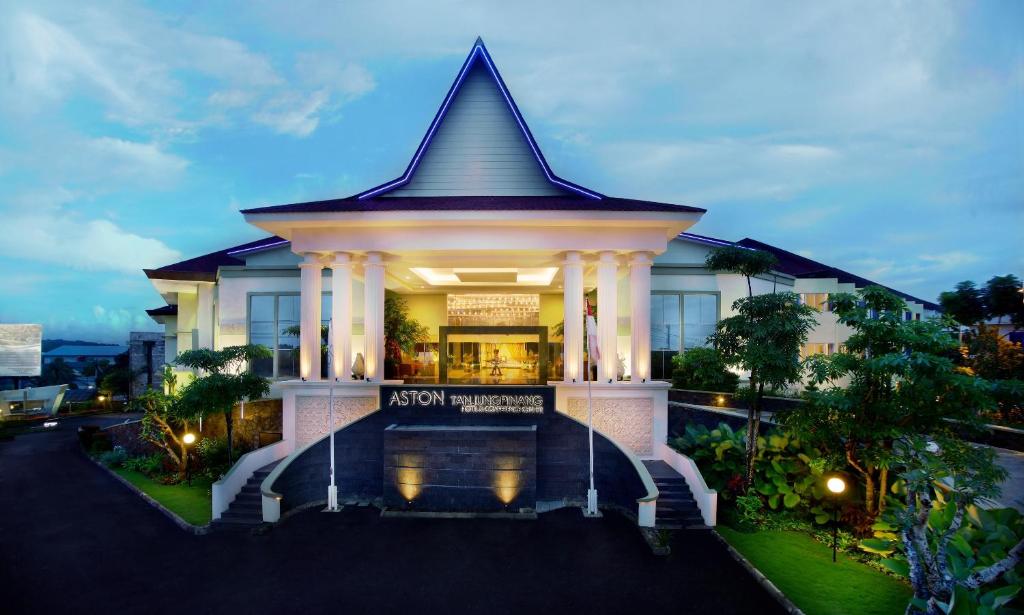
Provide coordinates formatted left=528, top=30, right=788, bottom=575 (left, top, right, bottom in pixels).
left=358, top=42, right=601, bottom=200
left=226, top=239, right=290, bottom=256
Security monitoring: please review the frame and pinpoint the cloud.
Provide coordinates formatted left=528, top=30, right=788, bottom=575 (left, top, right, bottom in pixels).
left=252, top=90, right=331, bottom=137
left=0, top=187, right=181, bottom=272
left=85, top=137, right=190, bottom=185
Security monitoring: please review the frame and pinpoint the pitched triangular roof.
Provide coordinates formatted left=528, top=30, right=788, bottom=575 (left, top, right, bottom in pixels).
left=356, top=38, right=602, bottom=200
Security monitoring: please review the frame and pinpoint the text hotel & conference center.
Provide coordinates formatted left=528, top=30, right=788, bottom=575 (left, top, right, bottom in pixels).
left=144, top=40, right=939, bottom=527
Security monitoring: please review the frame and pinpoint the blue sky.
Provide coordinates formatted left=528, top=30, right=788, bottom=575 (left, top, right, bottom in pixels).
left=0, top=0, right=1021, bottom=342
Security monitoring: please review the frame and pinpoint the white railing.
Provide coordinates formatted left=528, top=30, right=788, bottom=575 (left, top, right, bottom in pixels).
left=658, top=442, right=717, bottom=526
left=211, top=439, right=290, bottom=520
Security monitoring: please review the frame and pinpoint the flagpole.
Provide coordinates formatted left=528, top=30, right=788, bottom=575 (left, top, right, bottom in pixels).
left=327, top=319, right=339, bottom=512
left=585, top=299, right=599, bottom=517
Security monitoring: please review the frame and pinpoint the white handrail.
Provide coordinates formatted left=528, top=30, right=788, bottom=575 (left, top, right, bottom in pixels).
left=211, top=439, right=290, bottom=519
left=658, top=442, right=717, bottom=526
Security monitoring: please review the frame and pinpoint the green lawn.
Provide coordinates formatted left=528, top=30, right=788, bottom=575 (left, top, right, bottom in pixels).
left=718, top=526, right=913, bottom=615
left=111, top=467, right=213, bottom=526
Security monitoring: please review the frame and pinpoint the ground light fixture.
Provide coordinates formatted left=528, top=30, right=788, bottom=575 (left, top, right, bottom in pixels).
left=183, top=432, right=197, bottom=486
left=825, top=475, right=847, bottom=562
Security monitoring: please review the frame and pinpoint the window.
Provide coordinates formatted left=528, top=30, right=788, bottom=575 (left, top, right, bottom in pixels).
left=248, top=293, right=331, bottom=379
left=800, top=293, right=829, bottom=311
left=650, top=292, right=719, bottom=379
left=683, top=294, right=717, bottom=350
left=651, top=294, right=681, bottom=352
left=800, top=343, right=834, bottom=359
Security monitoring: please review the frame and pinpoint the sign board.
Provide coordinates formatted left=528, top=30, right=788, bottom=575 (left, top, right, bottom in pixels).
left=380, top=385, right=554, bottom=416
left=0, top=324, right=42, bottom=377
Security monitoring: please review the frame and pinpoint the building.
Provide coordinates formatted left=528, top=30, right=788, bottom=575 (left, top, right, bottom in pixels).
left=42, top=344, right=127, bottom=390
left=143, top=39, right=940, bottom=527
left=128, top=332, right=165, bottom=398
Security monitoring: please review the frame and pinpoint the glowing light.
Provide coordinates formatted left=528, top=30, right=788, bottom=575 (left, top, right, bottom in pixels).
left=97, top=395, right=106, bottom=402
left=183, top=433, right=197, bottom=445
left=716, top=396, right=725, bottom=405
left=43, top=421, right=58, bottom=428
left=826, top=476, right=846, bottom=494
left=395, top=454, right=424, bottom=503
left=492, top=465, right=522, bottom=505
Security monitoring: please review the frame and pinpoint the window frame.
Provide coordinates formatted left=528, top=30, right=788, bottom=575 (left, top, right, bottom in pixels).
left=247, top=291, right=331, bottom=379
left=651, top=290, right=721, bottom=353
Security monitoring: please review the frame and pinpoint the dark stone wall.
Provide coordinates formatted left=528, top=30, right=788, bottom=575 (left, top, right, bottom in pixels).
left=270, top=402, right=648, bottom=516
left=667, top=404, right=776, bottom=438
left=104, top=420, right=161, bottom=457
left=197, top=398, right=282, bottom=449
left=668, top=388, right=805, bottom=414
left=383, top=426, right=536, bottom=512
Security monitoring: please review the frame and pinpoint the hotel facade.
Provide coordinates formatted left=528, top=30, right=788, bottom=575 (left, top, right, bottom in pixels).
left=144, top=40, right=939, bottom=528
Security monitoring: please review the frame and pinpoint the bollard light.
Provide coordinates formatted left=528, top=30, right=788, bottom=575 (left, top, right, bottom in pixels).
left=183, top=432, right=197, bottom=486
left=826, top=474, right=847, bottom=562
left=183, top=432, right=196, bottom=445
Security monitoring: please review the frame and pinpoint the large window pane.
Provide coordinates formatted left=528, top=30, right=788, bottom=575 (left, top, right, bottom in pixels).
left=683, top=294, right=717, bottom=350
left=249, top=295, right=275, bottom=377
left=277, top=295, right=300, bottom=378
left=651, top=294, right=680, bottom=352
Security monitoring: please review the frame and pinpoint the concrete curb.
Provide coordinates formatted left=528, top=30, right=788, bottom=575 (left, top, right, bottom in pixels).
left=84, top=452, right=211, bottom=536
left=712, top=530, right=805, bottom=615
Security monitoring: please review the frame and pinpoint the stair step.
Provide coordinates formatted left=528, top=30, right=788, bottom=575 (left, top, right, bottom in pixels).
left=229, top=502, right=262, bottom=513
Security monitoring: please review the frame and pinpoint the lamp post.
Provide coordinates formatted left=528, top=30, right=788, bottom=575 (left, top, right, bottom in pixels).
left=826, top=475, right=847, bottom=563
left=183, top=432, right=197, bottom=487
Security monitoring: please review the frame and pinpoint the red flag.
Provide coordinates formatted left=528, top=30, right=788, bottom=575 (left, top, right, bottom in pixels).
left=585, top=297, right=601, bottom=362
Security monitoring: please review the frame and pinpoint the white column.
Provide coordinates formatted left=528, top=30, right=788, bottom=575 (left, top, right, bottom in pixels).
left=330, top=252, right=353, bottom=381
left=363, top=252, right=385, bottom=381
left=299, top=253, right=323, bottom=380
left=562, top=251, right=584, bottom=383
left=597, top=251, right=619, bottom=383
left=630, top=252, right=653, bottom=383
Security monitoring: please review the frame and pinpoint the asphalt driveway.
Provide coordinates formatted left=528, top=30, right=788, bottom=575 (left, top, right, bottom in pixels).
left=0, top=414, right=784, bottom=614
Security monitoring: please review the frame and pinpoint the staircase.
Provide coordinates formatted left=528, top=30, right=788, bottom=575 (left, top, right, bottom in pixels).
left=210, top=460, right=281, bottom=531
left=643, top=460, right=706, bottom=529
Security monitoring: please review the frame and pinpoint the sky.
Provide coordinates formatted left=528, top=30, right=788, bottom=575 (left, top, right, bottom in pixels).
left=0, top=0, right=1021, bottom=343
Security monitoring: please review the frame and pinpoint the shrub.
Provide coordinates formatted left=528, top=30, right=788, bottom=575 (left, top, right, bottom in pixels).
left=671, top=348, right=739, bottom=392
left=122, top=453, right=166, bottom=477
left=98, top=446, right=128, bottom=467
left=735, top=493, right=763, bottom=526
left=672, top=422, right=829, bottom=519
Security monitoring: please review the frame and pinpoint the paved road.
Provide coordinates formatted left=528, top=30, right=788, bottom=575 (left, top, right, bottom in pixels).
left=993, top=447, right=1024, bottom=513
left=1, top=414, right=783, bottom=615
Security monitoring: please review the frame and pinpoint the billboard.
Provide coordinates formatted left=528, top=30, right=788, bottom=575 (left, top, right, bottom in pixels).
left=0, top=324, right=43, bottom=377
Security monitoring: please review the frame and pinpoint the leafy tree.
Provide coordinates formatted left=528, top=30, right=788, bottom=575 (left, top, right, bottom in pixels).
left=175, top=345, right=271, bottom=465
left=37, top=358, right=76, bottom=386
left=783, top=286, right=993, bottom=516
left=965, top=324, right=1024, bottom=381
left=132, top=389, right=192, bottom=478
left=866, top=435, right=1022, bottom=614
left=710, top=292, right=818, bottom=489
left=384, top=292, right=428, bottom=375
left=706, top=245, right=778, bottom=298
left=939, top=281, right=987, bottom=329
left=984, top=274, right=1024, bottom=328
left=81, top=358, right=111, bottom=387
left=671, top=347, right=739, bottom=392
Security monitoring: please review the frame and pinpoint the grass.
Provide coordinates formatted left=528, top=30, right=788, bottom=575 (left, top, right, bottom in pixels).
left=110, top=467, right=213, bottom=526
left=718, top=526, right=913, bottom=615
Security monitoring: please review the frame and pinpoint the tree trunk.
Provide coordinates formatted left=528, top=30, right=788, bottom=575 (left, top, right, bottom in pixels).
left=225, top=410, right=234, bottom=466
left=744, top=380, right=764, bottom=491
left=878, top=467, right=889, bottom=513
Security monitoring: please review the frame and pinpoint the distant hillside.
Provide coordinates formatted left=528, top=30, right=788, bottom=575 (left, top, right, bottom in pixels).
left=41, top=339, right=119, bottom=353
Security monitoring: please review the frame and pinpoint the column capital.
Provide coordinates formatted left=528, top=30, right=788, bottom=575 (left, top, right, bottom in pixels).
left=597, top=250, right=619, bottom=263
left=562, top=250, right=583, bottom=266
left=299, top=252, right=325, bottom=268
left=629, top=251, right=654, bottom=267
left=326, top=251, right=352, bottom=266
left=364, top=251, right=385, bottom=265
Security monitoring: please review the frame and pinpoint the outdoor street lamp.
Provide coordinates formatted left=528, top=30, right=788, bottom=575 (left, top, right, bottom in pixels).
left=826, top=475, right=847, bottom=563
left=183, top=432, right=197, bottom=487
